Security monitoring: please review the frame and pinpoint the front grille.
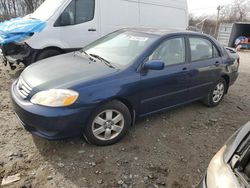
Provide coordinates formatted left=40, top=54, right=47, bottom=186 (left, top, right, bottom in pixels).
left=16, top=77, right=32, bottom=99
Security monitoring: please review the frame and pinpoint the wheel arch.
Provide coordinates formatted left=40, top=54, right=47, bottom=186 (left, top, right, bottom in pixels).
left=34, top=46, right=65, bottom=62
left=221, top=74, right=230, bottom=93
left=97, top=97, right=136, bottom=127
left=40, top=46, right=65, bottom=54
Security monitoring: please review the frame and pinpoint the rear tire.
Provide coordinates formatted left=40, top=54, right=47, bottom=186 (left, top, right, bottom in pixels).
left=36, top=49, right=62, bottom=62
left=83, top=100, right=131, bottom=146
left=203, top=78, right=227, bottom=107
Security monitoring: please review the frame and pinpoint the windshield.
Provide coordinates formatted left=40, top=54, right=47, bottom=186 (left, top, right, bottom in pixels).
left=31, top=0, right=66, bottom=21
left=83, top=31, right=158, bottom=66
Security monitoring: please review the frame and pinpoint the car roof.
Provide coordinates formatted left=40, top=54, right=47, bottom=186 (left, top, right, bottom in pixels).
left=121, top=28, right=221, bottom=50
left=122, top=27, right=202, bottom=37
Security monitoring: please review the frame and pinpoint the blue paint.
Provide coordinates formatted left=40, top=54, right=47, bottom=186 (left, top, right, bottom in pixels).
left=11, top=29, right=239, bottom=140
left=144, top=60, right=165, bottom=70
left=0, top=18, right=45, bottom=44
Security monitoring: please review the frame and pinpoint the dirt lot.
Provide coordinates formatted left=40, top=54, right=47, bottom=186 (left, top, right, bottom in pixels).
left=0, top=52, right=249, bottom=188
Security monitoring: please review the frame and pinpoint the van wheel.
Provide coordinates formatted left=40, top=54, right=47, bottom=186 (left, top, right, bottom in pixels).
left=203, top=78, right=227, bottom=107
left=83, top=100, right=131, bottom=146
left=36, top=49, right=62, bottom=62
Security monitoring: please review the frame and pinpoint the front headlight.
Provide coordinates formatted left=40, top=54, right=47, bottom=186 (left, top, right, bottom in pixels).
left=30, top=89, right=79, bottom=107
left=207, top=146, right=241, bottom=188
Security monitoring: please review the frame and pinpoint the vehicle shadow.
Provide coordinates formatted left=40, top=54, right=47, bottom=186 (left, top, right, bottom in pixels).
left=32, top=135, right=131, bottom=187
left=32, top=101, right=207, bottom=187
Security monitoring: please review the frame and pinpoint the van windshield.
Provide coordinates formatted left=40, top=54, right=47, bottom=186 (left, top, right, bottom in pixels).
left=84, top=31, right=158, bottom=67
left=31, top=0, right=66, bottom=21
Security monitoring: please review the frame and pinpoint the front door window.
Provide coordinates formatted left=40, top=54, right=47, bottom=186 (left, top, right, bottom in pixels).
left=149, top=37, right=186, bottom=66
left=56, top=0, right=95, bottom=26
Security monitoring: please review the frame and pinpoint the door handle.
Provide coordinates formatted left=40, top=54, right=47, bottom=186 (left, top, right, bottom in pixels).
left=182, top=67, right=188, bottom=71
left=214, top=62, right=220, bottom=67
left=88, top=28, right=96, bottom=32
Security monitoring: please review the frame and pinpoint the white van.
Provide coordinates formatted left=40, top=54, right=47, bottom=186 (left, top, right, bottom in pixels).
left=1, top=0, right=188, bottom=67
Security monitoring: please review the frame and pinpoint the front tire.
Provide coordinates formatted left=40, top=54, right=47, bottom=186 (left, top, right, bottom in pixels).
left=203, top=78, right=227, bottom=107
left=83, top=100, right=131, bottom=146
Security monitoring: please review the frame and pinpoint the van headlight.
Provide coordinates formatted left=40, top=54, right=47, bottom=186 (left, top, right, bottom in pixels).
left=31, top=89, right=79, bottom=107
left=207, top=146, right=240, bottom=188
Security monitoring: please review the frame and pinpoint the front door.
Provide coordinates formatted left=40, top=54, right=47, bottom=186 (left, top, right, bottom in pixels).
left=139, top=36, right=190, bottom=115
left=58, top=0, right=100, bottom=48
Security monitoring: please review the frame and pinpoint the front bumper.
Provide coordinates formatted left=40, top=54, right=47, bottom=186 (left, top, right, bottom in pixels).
left=0, top=43, right=38, bottom=66
left=11, top=82, right=93, bottom=140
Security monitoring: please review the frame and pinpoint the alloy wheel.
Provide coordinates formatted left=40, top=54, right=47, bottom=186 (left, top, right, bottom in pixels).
left=92, top=109, right=125, bottom=141
left=212, top=82, right=225, bottom=103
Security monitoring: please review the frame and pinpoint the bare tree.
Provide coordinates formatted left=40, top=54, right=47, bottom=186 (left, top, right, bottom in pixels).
left=220, top=0, right=250, bottom=22
left=0, top=0, right=44, bottom=20
left=189, top=0, right=250, bottom=38
left=23, top=0, right=35, bottom=14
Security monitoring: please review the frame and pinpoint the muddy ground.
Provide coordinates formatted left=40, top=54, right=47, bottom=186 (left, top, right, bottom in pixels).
left=0, top=52, right=249, bottom=188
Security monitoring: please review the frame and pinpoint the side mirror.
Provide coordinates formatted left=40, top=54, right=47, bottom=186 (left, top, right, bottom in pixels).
left=144, top=60, right=165, bottom=70
left=59, top=12, right=72, bottom=26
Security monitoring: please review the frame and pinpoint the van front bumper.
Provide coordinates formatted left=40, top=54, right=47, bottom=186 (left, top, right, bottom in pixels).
left=1, top=43, right=38, bottom=67
left=11, top=82, right=93, bottom=140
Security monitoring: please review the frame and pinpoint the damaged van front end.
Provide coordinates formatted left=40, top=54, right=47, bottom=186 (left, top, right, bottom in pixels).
left=0, top=16, right=46, bottom=69
left=0, top=41, right=38, bottom=69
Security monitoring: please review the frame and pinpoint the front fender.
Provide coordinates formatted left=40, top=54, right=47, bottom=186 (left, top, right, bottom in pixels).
left=74, top=73, right=141, bottom=116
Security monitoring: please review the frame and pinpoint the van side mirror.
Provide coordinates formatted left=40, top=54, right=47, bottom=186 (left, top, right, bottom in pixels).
left=144, top=60, right=165, bottom=70
left=57, top=12, right=72, bottom=26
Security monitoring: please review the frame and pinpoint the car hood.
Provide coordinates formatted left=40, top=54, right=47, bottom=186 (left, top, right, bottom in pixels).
left=21, top=52, right=119, bottom=90
left=224, top=121, right=250, bottom=163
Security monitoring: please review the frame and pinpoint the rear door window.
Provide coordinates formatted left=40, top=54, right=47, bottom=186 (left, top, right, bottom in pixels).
left=189, top=37, right=214, bottom=61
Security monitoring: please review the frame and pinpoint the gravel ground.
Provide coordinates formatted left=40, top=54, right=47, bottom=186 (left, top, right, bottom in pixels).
left=0, top=52, right=249, bottom=188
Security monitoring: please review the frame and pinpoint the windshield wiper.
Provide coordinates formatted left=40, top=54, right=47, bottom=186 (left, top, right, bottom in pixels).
left=80, top=49, right=89, bottom=56
left=75, top=50, right=96, bottom=62
left=89, top=53, right=116, bottom=68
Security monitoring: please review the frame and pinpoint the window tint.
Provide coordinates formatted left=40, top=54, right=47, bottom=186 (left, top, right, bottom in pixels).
left=58, top=0, right=94, bottom=26
left=149, top=37, right=186, bottom=66
left=189, top=37, right=213, bottom=61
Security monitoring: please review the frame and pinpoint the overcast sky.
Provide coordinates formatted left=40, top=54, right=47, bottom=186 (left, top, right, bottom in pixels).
left=188, top=0, right=233, bottom=16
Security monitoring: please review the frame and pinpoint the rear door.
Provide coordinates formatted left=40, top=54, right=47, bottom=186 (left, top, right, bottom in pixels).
left=139, top=36, right=190, bottom=115
left=187, top=36, right=222, bottom=100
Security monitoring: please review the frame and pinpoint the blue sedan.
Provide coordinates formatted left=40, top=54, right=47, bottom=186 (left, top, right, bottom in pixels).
left=11, top=28, right=239, bottom=146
